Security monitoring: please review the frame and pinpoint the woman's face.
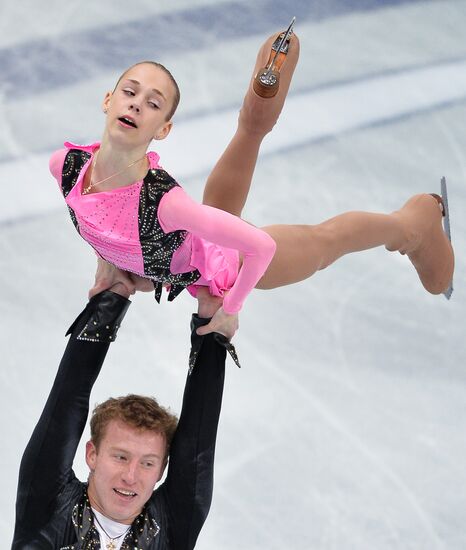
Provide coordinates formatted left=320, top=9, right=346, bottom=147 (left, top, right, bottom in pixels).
left=102, top=63, right=175, bottom=149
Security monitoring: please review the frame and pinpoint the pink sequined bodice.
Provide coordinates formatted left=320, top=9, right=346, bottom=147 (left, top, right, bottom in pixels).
left=69, top=172, right=145, bottom=274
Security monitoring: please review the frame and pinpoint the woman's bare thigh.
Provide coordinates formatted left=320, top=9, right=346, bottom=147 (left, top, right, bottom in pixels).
left=256, top=224, right=328, bottom=289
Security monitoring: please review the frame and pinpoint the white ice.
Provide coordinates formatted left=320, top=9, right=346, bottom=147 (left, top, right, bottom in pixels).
left=1, top=1, right=466, bottom=548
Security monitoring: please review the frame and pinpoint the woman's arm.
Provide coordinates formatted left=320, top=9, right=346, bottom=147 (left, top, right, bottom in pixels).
left=159, top=186, right=276, bottom=315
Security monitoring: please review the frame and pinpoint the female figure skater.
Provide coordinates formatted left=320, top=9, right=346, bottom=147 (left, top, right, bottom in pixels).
left=50, top=28, right=454, bottom=339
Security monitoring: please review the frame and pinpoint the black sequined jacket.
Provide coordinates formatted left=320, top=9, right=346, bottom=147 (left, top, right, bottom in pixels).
left=12, top=292, right=227, bottom=549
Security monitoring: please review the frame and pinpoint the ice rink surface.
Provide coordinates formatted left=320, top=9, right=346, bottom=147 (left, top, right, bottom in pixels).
left=1, top=0, right=465, bottom=547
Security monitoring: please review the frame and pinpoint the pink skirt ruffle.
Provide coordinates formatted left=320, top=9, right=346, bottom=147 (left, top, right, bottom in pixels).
left=171, top=234, right=239, bottom=298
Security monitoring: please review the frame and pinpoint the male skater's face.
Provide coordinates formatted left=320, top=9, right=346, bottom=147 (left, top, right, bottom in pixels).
left=86, top=419, right=167, bottom=524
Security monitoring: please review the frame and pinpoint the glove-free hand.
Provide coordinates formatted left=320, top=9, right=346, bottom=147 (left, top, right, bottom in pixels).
left=89, top=258, right=136, bottom=299
left=195, top=307, right=239, bottom=340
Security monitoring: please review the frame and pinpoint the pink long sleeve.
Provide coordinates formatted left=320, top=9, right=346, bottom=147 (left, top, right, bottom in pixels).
left=159, top=186, right=276, bottom=314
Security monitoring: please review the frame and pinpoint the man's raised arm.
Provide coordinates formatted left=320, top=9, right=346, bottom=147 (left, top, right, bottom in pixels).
left=12, top=290, right=130, bottom=547
left=160, top=313, right=233, bottom=550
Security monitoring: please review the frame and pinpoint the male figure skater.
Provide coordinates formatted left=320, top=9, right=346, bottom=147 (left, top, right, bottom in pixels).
left=12, top=288, right=230, bottom=549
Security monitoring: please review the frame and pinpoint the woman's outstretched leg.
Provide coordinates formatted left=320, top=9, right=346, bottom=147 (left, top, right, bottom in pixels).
left=202, top=31, right=300, bottom=217
left=257, top=194, right=454, bottom=295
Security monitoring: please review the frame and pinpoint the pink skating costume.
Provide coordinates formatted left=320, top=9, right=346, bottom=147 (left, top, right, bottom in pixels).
left=50, top=142, right=276, bottom=314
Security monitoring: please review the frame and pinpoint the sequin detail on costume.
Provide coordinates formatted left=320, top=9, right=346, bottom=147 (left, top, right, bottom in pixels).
left=69, top=490, right=160, bottom=549
left=62, top=149, right=90, bottom=233
left=138, top=169, right=201, bottom=301
left=61, top=149, right=200, bottom=302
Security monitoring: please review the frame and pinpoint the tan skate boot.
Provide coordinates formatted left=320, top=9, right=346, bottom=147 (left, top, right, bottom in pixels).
left=253, top=17, right=296, bottom=98
left=388, top=193, right=454, bottom=295
left=238, top=22, right=300, bottom=136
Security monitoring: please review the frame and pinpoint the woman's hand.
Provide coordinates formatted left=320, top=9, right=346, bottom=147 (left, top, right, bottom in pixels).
left=196, top=306, right=239, bottom=340
left=89, top=258, right=136, bottom=298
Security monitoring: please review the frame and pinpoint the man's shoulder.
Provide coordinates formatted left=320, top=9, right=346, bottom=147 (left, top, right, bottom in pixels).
left=14, top=479, right=86, bottom=548
left=144, top=484, right=171, bottom=523
left=52, top=477, right=86, bottom=522
left=59, top=476, right=86, bottom=500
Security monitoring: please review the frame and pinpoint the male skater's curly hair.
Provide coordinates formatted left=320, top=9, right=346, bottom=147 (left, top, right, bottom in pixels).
left=90, top=394, right=178, bottom=461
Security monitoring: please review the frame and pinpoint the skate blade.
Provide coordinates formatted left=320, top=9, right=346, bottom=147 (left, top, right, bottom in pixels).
left=269, top=16, right=296, bottom=62
left=255, top=16, right=296, bottom=95
left=440, top=176, right=453, bottom=299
